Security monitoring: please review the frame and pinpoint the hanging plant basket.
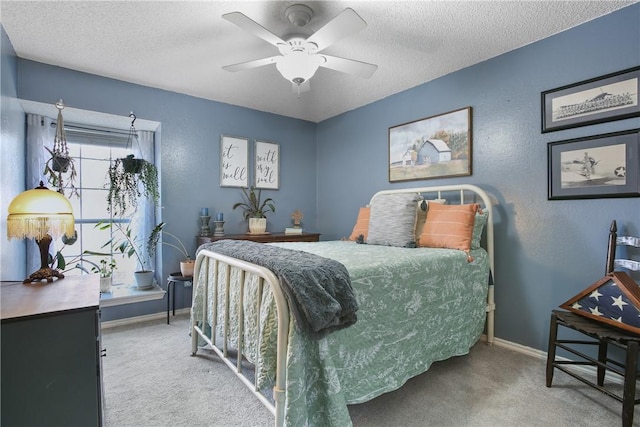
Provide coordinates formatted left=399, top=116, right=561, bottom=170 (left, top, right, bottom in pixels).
left=51, top=155, right=71, bottom=173
left=107, top=155, right=159, bottom=217
left=106, top=112, right=159, bottom=217
left=121, top=154, right=144, bottom=174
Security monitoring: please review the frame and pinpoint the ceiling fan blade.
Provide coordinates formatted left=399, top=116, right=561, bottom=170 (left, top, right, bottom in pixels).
left=307, top=8, right=367, bottom=52
left=320, top=55, right=378, bottom=79
left=222, top=56, right=279, bottom=72
left=222, top=12, right=286, bottom=47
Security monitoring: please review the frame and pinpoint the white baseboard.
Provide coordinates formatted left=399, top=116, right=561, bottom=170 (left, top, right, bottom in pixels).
left=481, top=334, right=624, bottom=386
left=101, top=307, right=190, bottom=329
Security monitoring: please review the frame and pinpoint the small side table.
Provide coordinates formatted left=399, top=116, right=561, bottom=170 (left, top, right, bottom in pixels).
left=166, top=273, right=192, bottom=325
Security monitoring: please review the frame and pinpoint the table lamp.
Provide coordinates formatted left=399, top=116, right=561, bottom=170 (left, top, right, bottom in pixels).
left=7, top=181, right=75, bottom=283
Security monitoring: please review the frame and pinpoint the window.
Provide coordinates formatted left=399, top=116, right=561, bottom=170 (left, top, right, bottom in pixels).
left=46, top=125, right=156, bottom=284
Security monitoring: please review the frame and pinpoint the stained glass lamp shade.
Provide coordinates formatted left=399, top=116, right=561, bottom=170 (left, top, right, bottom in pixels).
left=7, top=182, right=75, bottom=283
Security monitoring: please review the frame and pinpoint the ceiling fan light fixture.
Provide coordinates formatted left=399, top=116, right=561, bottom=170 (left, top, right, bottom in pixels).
left=275, top=52, right=322, bottom=85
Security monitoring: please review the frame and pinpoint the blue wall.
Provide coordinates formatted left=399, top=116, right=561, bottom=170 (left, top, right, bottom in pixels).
left=2, top=4, right=639, bottom=348
left=316, top=5, right=640, bottom=350
left=14, top=60, right=317, bottom=320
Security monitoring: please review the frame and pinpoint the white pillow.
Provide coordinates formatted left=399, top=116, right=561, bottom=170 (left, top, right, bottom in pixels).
left=367, top=193, right=419, bottom=247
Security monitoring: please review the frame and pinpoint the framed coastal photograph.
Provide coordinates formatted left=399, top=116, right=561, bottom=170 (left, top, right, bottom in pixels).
left=388, top=106, right=472, bottom=182
left=254, top=140, right=279, bottom=189
left=547, top=129, right=640, bottom=200
left=220, top=135, right=248, bottom=187
left=541, top=66, right=640, bottom=133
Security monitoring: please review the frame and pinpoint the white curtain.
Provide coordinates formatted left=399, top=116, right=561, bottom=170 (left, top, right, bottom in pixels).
left=25, top=114, right=55, bottom=273
left=130, top=129, right=156, bottom=273
left=26, top=114, right=54, bottom=188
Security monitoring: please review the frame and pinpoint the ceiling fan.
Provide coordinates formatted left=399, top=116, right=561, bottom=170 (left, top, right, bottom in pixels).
left=222, top=4, right=378, bottom=95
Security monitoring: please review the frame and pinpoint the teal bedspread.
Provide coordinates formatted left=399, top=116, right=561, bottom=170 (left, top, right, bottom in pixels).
left=192, top=240, right=490, bottom=427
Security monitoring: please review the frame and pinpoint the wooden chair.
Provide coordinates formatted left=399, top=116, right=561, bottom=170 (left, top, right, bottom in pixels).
left=546, top=220, right=640, bottom=427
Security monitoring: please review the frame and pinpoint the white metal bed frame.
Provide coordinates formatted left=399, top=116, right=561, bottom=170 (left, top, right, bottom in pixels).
left=191, top=184, right=496, bottom=427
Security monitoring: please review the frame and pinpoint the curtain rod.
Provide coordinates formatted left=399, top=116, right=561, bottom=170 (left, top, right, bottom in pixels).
left=49, top=121, right=132, bottom=137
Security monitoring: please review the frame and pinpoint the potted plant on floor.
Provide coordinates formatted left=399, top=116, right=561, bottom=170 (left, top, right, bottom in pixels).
left=232, top=185, right=276, bottom=234
left=149, top=222, right=194, bottom=277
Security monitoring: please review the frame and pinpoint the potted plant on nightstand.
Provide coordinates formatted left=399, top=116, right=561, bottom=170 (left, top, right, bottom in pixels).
left=149, top=222, right=194, bottom=277
left=232, top=186, right=276, bottom=234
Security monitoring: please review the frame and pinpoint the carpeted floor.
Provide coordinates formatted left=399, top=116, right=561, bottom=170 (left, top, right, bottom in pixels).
left=101, top=314, right=639, bottom=426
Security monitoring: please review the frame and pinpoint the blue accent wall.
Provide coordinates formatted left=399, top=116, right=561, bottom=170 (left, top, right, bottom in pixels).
left=2, top=4, right=639, bottom=349
left=14, top=60, right=317, bottom=321
left=316, top=4, right=640, bottom=350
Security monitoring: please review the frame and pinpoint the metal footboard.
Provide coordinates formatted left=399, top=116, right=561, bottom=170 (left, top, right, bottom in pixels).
left=190, top=249, right=290, bottom=427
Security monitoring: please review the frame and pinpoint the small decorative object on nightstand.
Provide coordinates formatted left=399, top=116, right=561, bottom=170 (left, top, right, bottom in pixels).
left=214, top=220, right=225, bottom=237
left=200, top=215, right=211, bottom=236
left=286, top=209, right=304, bottom=234
left=291, top=209, right=303, bottom=227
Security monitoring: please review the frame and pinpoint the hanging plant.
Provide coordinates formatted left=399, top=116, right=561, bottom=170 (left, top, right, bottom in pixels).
left=107, top=155, right=158, bottom=217
left=106, top=112, right=159, bottom=217
left=42, top=100, right=79, bottom=198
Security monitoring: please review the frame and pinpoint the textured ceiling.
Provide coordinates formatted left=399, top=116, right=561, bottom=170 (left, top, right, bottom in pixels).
left=1, top=1, right=636, bottom=123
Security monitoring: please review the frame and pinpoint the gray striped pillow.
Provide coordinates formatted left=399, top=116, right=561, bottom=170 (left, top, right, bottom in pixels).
left=367, top=193, right=419, bottom=247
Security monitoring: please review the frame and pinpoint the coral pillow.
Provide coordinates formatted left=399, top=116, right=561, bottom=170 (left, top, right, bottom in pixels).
left=349, top=207, right=370, bottom=241
left=415, top=199, right=447, bottom=239
left=418, top=203, right=480, bottom=251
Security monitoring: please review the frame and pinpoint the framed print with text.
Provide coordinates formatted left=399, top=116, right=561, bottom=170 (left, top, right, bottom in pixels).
left=254, top=141, right=279, bottom=189
left=220, top=135, right=248, bottom=187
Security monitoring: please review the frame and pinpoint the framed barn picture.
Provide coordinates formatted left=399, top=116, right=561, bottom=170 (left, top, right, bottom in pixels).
left=388, top=107, right=472, bottom=182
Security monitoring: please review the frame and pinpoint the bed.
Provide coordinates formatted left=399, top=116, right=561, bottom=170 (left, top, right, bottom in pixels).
left=190, top=184, right=496, bottom=427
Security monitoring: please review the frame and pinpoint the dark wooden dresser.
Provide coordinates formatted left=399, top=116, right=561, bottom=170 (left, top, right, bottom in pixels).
left=1, top=275, right=103, bottom=426
left=197, top=232, right=320, bottom=247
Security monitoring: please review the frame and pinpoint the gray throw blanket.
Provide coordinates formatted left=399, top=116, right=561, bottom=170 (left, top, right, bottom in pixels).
left=198, top=240, right=358, bottom=339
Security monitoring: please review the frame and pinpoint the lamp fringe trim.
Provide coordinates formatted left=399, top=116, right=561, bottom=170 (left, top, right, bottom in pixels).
left=7, top=215, right=74, bottom=240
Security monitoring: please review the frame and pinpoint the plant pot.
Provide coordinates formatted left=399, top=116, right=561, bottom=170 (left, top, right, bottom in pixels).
left=121, top=155, right=144, bottom=173
left=99, top=276, right=113, bottom=293
left=52, top=155, right=71, bottom=172
left=249, top=217, right=267, bottom=234
left=134, top=270, right=154, bottom=289
left=180, top=259, right=195, bottom=277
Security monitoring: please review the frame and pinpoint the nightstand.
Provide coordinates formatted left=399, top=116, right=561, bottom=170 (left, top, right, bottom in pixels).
left=197, top=232, right=320, bottom=247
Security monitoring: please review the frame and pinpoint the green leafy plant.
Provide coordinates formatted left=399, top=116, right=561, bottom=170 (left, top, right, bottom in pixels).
left=149, top=222, right=191, bottom=260
left=107, top=155, right=159, bottom=217
left=98, top=220, right=158, bottom=272
left=48, top=230, right=104, bottom=274
left=232, top=186, right=276, bottom=219
left=92, top=258, right=117, bottom=278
